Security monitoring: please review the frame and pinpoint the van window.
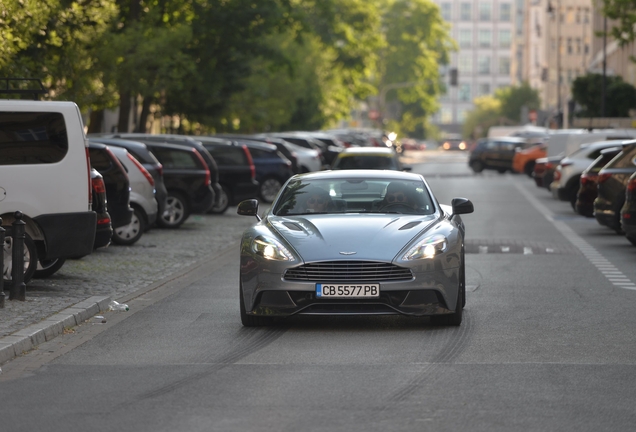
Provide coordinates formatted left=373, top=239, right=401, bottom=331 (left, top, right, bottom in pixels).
left=0, top=112, right=68, bottom=165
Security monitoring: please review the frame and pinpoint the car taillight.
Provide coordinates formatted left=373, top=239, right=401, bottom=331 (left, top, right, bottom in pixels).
left=628, top=177, right=636, bottom=192
left=127, top=152, right=154, bottom=186
left=546, top=163, right=554, bottom=169
left=97, top=216, right=111, bottom=225
left=85, top=147, right=92, bottom=208
left=580, top=173, right=597, bottom=186
left=560, top=161, right=573, bottom=168
left=597, top=172, right=612, bottom=184
left=192, top=149, right=211, bottom=185
left=554, top=170, right=561, bottom=181
left=93, top=177, right=106, bottom=194
left=241, top=144, right=256, bottom=180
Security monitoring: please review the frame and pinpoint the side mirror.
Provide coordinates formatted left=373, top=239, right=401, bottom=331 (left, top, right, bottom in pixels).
left=237, top=199, right=261, bottom=221
left=451, top=197, right=474, bottom=215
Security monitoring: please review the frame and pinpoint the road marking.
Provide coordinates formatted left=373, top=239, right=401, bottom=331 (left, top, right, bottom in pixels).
left=523, top=247, right=533, bottom=255
left=516, top=182, right=636, bottom=292
left=479, top=246, right=488, bottom=254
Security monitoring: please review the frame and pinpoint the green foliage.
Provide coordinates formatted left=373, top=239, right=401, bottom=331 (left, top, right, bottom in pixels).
left=462, top=82, right=541, bottom=138
left=572, top=73, right=636, bottom=117
left=601, top=0, right=636, bottom=47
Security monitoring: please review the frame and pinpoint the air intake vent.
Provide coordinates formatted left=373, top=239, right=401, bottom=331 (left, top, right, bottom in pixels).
left=284, top=261, right=413, bottom=282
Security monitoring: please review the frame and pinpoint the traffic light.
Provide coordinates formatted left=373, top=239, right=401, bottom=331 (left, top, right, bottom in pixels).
left=449, top=68, right=458, bottom=86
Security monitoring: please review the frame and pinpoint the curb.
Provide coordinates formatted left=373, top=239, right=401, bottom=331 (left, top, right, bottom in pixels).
left=0, top=296, right=112, bottom=365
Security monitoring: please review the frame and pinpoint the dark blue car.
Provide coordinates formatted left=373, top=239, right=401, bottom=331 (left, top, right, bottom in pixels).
left=238, top=139, right=294, bottom=202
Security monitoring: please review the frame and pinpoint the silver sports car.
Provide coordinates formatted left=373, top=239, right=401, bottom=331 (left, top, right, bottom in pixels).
left=237, top=170, right=474, bottom=326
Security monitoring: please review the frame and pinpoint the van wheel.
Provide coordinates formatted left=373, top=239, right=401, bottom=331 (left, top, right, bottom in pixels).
left=3, top=228, right=37, bottom=285
left=158, top=192, right=189, bottom=228
left=113, top=208, right=145, bottom=245
left=470, top=161, right=484, bottom=173
left=260, top=178, right=282, bottom=203
left=209, top=186, right=230, bottom=214
left=34, top=258, right=66, bottom=278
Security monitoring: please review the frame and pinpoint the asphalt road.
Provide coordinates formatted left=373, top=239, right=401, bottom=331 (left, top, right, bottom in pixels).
left=1, top=151, right=636, bottom=432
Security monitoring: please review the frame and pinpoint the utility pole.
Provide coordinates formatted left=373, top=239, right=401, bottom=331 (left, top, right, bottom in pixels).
left=601, top=14, right=607, bottom=117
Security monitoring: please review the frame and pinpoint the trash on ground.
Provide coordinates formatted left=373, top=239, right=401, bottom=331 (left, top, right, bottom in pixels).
left=108, top=301, right=129, bottom=312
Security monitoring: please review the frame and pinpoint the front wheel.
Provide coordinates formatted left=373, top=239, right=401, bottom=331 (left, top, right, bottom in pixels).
left=34, top=257, right=66, bottom=278
left=112, top=208, right=145, bottom=245
left=260, top=178, right=283, bottom=203
left=470, top=161, right=484, bottom=173
left=240, top=287, right=276, bottom=327
left=3, top=228, right=37, bottom=285
left=157, top=192, right=189, bottom=228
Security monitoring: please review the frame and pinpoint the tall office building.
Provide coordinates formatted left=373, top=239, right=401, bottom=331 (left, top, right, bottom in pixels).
left=431, top=0, right=516, bottom=135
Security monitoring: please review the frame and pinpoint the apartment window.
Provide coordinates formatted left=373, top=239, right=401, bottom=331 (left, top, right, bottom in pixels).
left=441, top=107, right=453, bottom=124
left=499, top=3, right=511, bottom=21
left=499, top=29, right=511, bottom=48
left=460, top=3, right=472, bottom=20
left=479, top=83, right=491, bottom=95
left=441, top=3, right=452, bottom=21
left=499, top=57, right=511, bottom=75
left=479, top=29, right=492, bottom=48
left=459, top=54, right=473, bottom=73
left=458, top=108, right=469, bottom=123
left=459, top=83, right=472, bottom=101
left=576, top=38, right=581, bottom=54
left=479, top=2, right=492, bottom=21
left=567, top=38, right=573, bottom=54
left=459, top=29, right=472, bottom=48
left=478, top=56, right=491, bottom=74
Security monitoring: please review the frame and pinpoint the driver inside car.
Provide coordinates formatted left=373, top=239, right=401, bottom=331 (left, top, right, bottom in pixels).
left=379, top=181, right=417, bottom=211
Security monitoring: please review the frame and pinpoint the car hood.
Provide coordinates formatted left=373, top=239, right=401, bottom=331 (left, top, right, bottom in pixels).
left=268, top=214, right=438, bottom=262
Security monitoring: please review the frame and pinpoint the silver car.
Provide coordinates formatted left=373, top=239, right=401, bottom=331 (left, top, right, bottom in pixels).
left=109, top=146, right=158, bottom=245
left=237, top=170, right=474, bottom=327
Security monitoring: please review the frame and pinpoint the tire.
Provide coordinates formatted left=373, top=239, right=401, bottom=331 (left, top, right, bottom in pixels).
left=524, top=161, right=535, bottom=177
left=34, top=257, right=66, bottom=278
left=470, top=161, right=484, bottom=173
left=260, top=178, right=283, bottom=203
left=112, top=207, right=145, bottom=245
left=209, top=185, right=230, bottom=214
left=157, top=192, right=189, bottom=228
left=240, top=286, right=275, bottom=327
left=431, top=263, right=464, bottom=326
left=3, top=228, right=37, bottom=285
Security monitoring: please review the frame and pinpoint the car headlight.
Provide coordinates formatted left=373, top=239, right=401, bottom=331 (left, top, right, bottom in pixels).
left=403, top=234, right=448, bottom=260
left=252, top=236, right=295, bottom=261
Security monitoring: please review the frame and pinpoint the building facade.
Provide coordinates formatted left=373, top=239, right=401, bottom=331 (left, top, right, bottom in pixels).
left=431, top=0, right=516, bottom=135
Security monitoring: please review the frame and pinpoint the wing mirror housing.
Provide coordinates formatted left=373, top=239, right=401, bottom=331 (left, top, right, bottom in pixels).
left=451, top=197, right=474, bottom=215
left=237, top=199, right=261, bottom=221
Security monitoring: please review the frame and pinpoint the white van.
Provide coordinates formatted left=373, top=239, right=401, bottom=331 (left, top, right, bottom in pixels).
left=0, top=100, right=96, bottom=282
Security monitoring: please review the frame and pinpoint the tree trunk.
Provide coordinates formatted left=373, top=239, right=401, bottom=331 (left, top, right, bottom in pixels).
left=137, top=96, right=153, bottom=133
left=118, top=90, right=131, bottom=133
left=87, top=109, right=104, bottom=134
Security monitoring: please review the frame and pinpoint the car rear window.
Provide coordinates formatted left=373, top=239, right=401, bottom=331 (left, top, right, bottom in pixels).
left=610, top=145, right=636, bottom=169
left=89, top=148, right=113, bottom=171
left=150, top=147, right=201, bottom=169
left=205, top=144, right=247, bottom=166
left=0, top=112, right=68, bottom=165
left=249, top=147, right=277, bottom=160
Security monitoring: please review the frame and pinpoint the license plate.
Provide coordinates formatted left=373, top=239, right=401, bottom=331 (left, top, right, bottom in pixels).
left=316, top=283, right=380, bottom=298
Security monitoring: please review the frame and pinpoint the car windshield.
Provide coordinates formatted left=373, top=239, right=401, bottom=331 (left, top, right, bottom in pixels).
left=273, top=177, right=435, bottom=216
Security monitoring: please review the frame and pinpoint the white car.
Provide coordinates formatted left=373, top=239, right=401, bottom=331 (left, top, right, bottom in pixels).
left=281, top=141, right=322, bottom=172
left=1, top=100, right=96, bottom=282
left=108, top=146, right=158, bottom=245
left=552, top=140, right=628, bottom=205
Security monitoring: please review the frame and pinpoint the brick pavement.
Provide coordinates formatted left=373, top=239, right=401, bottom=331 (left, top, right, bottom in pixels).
left=0, top=209, right=254, bottom=341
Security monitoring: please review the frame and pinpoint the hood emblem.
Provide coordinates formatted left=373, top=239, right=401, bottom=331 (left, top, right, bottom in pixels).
left=339, top=251, right=357, bottom=255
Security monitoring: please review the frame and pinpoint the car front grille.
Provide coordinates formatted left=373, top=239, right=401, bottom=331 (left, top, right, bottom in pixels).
left=284, top=261, right=413, bottom=282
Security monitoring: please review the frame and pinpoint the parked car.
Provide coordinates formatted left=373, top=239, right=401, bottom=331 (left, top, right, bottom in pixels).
left=88, top=142, right=134, bottom=231
left=621, top=171, right=636, bottom=245
left=1, top=101, right=96, bottom=285
left=194, top=136, right=260, bottom=214
left=296, top=131, right=346, bottom=166
left=575, top=147, right=622, bottom=217
left=468, top=136, right=529, bottom=173
left=552, top=140, right=627, bottom=207
left=512, top=143, right=546, bottom=176
left=89, top=168, right=113, bottom=251
left=108, top=146, right=158, bottom=245
left=143, top=141, right=215, bottom=228
left=331, top=147, right=410, bottom=171
left=534, top=154, right=563, bottom=190
left=103, top=133, right=221, bottom=211
left=594, top=142, right=636, bottom=233
left=89, top=137, right=167, bottom=226
left=215, top=134, right=301, bottom=174
left=242, top=140, right=294, bottom=203
left=276, top=132, right=344, bottom=167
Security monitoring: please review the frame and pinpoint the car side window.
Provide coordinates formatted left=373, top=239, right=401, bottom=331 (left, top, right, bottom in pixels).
left=486, top=141, right=498, bottom=150
left=152, top=148, right=198, bottom=169
left=249, top=148, right=268, bottom=160
left=206, top=145, right=245, bottom=166
left=0, top=112, right=69, bottom=165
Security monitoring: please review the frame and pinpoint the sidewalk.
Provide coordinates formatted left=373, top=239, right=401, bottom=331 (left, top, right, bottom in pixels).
left=0, top=210, right=254, bottom=366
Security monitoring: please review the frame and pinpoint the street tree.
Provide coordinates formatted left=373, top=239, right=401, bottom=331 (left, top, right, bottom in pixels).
left=571, top=73, right=636, bottom=117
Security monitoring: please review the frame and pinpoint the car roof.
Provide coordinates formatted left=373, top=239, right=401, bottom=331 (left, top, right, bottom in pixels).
left=339, top=147, right=395, bottom=155
left=293, top=169, right=423, bottom=182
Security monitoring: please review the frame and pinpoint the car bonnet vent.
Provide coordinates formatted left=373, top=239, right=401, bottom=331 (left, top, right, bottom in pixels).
left=282, top=222, right=303, bottom=231
left=399, top=221, right=422, bottom=230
